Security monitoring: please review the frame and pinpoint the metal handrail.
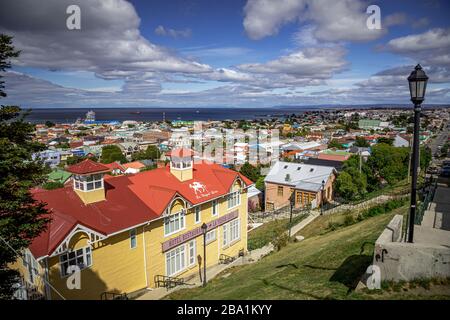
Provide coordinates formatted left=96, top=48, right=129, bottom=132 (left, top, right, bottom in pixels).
left=154, top=274, right=187, bottom=290
left=100, top=291, right=128, bottom=300
left=219, top=253, right=235, bottom=264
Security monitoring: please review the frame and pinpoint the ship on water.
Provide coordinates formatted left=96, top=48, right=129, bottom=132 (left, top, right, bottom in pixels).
left=83, top=110, right=120, bottom=125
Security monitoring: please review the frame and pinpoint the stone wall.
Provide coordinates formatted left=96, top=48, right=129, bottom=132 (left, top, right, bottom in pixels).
left=373, top=214, right=450, bottom=281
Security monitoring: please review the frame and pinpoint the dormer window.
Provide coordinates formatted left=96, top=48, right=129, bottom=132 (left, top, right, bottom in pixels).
left=73, top=174, right=104, bottom=191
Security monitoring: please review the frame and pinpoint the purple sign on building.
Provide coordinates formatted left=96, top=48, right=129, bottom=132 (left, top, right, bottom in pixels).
left=161, top=210, right=239, bottom=252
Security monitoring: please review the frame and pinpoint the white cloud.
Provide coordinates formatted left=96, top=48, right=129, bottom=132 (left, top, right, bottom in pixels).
left=154, top=25, right=192, bottom=38
left=387, top=28, right=450, bottom=53
left=243, top=0, right=388, bottom=42
left=0, top=0, right=209, bottom=78
left=237, top=47, right=348, bottom=79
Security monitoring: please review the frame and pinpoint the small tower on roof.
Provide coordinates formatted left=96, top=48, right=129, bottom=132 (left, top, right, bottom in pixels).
left=167, top=148, right=194, bottom=182
left=67, top=159, right=110, bottom=204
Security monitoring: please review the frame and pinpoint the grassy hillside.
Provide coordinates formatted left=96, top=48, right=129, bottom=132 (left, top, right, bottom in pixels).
left=167, top=206, right=450, bottom=300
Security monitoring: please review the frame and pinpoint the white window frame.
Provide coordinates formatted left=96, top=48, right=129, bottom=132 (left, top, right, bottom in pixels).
left=194, top=206, right=201, bottom=224
left=165, top=244, right=186, bottom=277
left=59, top=246, right=92, bottom=277
left=227, top=191, right=241, bottom=210
left=205, top=229, right=216, bottom=244
left=73, top=174, right=104, bottom=192
left=188, top=240, right=196, bottom=266
left=130, top=228, right=137, bottom=249
left=164, top=211, right=186, bottom=237
left=222, top=218, right=240, bottom=248
left=212, top=200, right=218, bottom=216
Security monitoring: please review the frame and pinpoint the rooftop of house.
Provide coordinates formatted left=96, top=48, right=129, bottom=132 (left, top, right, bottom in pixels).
left=264, top=161, right=335, bottom=192
left=66, top=159, right=111, bottom=175
left=30, top=161, right=253, bottom=259
left=123, top=161, right=146, bottom=170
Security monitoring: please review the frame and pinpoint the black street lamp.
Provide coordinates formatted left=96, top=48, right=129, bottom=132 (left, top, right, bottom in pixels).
left=201, top=222, right=208, bottom=286
left=288, top=192, right=295, bottom=238
left=320, top=180, right=325, bottom=215
left=407, top=64, right=428, bottom=243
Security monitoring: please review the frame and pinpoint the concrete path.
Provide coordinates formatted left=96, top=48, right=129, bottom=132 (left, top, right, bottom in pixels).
left=287, top=210, right=320, bottom=236
left=136, top=244, right=274, bottom=300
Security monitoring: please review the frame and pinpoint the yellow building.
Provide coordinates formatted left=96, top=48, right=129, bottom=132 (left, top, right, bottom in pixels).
left=14, top=148, right=253, bottom=300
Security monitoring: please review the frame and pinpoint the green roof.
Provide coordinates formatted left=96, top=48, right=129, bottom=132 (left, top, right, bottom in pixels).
left=322, top=150, right=351, bottom=156
left=48, top=169, right=72, bottom=183
left=358, top=119, right=381, bottom=128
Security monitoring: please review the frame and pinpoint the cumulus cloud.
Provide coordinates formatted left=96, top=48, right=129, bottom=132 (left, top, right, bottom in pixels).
left=154, top=25, right=192, bottom=38
left=385, top=28, right=450, bottom=81
left=0, top=0, right=210, bottom=78
left=387, top=28, right=450, bottom=53
left=243, top=0, right=388, bottom=42
left=237, top=47, right=348, bottom=79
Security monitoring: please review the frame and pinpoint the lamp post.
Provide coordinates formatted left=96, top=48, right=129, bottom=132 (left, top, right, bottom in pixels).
left=320, top=180, right=325, bottom=215
left=288, top=192, right=295, bottom=238
left=201, top=223, right=208, bottom=286
left=407, top=64, right=428, bottom=243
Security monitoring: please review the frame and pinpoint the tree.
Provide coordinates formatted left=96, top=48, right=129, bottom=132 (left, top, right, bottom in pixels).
left=255, top=176, right=265, bottom=191
left=0, top=35, right=50, bottom=299
left=42, top=181, right=64, bottom=190
left=0, top=35, right=20, bottom=98
left=45, top=121, right=55, bottom=128
left=420, top=146, right=432, bottom=170
left=132, top=145, right=160, bottom=161
left=100, top=145, right=126, bottom=164
left=354, top=136, right=370, bottom=147
left=366, top=144, right=409, bottom=185
left=328, top=139, right=344, bottom=149
left=239, top=162, right=260, bottom=182
left=335, top=172, right=359, bottom=201
left=377, top=137, right=394, bottom=146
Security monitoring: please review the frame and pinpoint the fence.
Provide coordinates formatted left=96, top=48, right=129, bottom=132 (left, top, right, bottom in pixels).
left=249, top=203, right=311, bottom=223
left=414, top=178, right=438, bottom=225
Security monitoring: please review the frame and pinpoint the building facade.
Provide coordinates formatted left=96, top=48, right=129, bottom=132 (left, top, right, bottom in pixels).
left=264, top=161, right=336, bottom=211
left=13, top=149, right=252, bottom=300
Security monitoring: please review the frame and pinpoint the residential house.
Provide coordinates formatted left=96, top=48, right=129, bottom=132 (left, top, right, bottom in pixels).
left=32, top=150, right=61, bottom=168
left=123, top=161, right=146, bottom=174
left=264, top=161, right=337, bottom=211
left=12, top=149, right=252, bottom=299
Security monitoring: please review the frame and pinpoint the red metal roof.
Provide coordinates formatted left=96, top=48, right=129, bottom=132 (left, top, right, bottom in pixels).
left=30, top=161, right=253, bottom=259
left=66, top=159, right=111, bottom=175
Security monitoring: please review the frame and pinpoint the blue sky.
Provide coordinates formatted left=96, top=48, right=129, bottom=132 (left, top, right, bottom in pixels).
left=0, top=0, right=449, bottom=108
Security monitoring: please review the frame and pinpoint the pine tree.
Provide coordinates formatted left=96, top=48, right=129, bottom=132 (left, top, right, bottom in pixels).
left=0, top=34, right=50, bottom=299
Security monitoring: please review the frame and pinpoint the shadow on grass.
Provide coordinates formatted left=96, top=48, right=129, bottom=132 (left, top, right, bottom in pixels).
left=329, top=254, right=372, bottom=294
left=260, top=278, right=330, bottom=300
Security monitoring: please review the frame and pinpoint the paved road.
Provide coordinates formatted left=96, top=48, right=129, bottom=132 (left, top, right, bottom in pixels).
left=429, top=122, right=448, bottom=157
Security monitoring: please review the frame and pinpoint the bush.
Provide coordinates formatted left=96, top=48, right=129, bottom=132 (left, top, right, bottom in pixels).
left=273, top=233, right=290, bottom=251
left=343, top=214, right=355, bottom=226
left=43, top=181, right=64, bottom=190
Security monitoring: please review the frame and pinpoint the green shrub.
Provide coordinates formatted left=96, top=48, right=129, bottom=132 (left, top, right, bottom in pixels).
left=42, top=181, right=64, bottom=190
left=273, top=233, right=290, bottom=251
left=343, top=214, right=355, bottom=226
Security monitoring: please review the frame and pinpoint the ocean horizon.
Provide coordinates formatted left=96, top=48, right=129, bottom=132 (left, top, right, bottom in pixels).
left=23, top=105, right=448, bottom=123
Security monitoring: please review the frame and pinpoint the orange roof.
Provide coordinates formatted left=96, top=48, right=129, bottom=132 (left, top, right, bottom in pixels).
left=317, top=153, right=350, bottom=162
left=66, top=159, right=110, bottom=175
left=123, top=161, right=146, bottom=169
left=103, top=161, right=125, bottom=172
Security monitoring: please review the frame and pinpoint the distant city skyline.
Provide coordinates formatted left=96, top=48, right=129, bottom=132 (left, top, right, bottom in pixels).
left=0, top=0, right=450, bottom=108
